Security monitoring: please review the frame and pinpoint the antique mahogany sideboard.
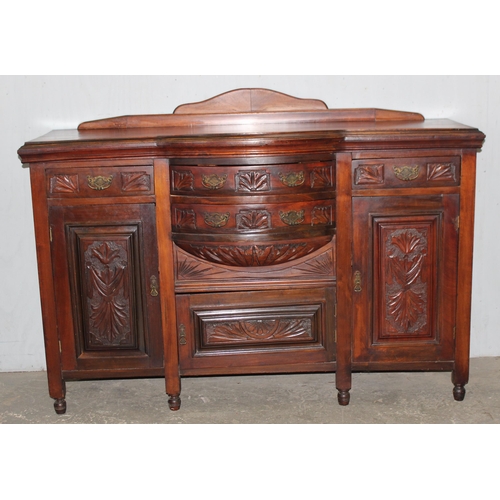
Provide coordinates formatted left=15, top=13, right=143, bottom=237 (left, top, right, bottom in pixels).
left=18, top=88, right=485, bottom=414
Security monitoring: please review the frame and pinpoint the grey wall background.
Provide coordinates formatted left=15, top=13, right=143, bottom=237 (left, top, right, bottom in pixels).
left=1, top=75, right=498, bottom=371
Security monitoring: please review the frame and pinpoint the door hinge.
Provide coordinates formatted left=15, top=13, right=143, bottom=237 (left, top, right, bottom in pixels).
left=58, top=340, right=62, bottom=353
left=453, top=216, right=460, bottom=233
left=453, top=326, right=456, bottom=340
left=49, top=226, right=53, bottom=243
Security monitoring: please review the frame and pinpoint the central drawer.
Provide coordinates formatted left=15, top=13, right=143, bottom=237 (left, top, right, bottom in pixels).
left=169, top=157, right=336, bottom=268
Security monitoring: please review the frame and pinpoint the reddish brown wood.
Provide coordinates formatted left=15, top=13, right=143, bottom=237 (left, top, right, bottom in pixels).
left=18, top=89, right=485, bottom=413
left=154, top=159, right=182, bottom=410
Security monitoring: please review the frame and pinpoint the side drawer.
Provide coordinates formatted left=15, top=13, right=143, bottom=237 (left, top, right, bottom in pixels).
left=352, top=156, right=460, bottom=189
left=177, top=287, right=336, bottom=375
left=46, top=165, right=154, bottom=198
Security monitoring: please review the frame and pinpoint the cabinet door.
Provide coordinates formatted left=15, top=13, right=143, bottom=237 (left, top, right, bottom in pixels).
left=49, top=204, right=163, bottom=374
left=352, top=195, right=459, bottom=365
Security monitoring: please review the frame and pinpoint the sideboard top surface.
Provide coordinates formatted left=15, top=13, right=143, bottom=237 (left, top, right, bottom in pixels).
left=18, top=88, right=486, bottom=163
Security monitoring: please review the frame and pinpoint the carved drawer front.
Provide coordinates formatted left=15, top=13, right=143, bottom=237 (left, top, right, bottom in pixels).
left=352, top=156, right=460, bottom=189
left=46, top=165, right=154, bottom=198
left=170, top=160, right=335, bottom=196
left=176, top=287, right=336, bottom=375
left=171, top=199, right=335, bottom=233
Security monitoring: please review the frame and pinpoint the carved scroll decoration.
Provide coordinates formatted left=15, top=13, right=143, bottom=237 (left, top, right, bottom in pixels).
left=84, top=241, right=132, bottom=347
left=385, top=228, right=428, bottom=334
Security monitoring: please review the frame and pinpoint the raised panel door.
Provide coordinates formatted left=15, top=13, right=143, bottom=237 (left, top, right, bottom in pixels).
left=352, top=195, right=459, bottom=365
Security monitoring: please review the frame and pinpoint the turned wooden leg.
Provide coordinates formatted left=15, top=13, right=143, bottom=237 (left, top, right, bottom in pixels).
left=453, top=384, right=466, bottom=401
left=337, top=390, right=350, bottom=406
left=168, top=394, right=181, bottom=411
left=53, top=398, right=67, bottom=414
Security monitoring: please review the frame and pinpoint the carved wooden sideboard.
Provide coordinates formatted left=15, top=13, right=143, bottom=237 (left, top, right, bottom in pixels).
left=18, top=88, right=485, bottom=414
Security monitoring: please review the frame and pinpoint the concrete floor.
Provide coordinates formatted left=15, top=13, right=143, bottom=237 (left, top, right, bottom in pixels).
left=1, top=356, right=499, bottom=424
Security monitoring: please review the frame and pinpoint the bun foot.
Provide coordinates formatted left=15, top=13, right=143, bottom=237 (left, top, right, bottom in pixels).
left=54, top=398, right=67, bottom=414
left=168, top=394, right=181, bottom=411
left=453, top=384, right=466, bottom=401
left=337, top=390, right=350, bottom=406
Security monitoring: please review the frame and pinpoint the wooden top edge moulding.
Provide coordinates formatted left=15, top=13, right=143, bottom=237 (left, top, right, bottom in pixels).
left=78, top=88, right=425, bottom=130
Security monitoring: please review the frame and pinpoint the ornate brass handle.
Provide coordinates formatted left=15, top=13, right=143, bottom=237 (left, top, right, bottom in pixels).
left=203, top=212, right=230, bottom=228
left=150, top=275, right=159, bottom=296
left=87, top=175, right=113, bottom=190
left=279, top=209, right=305, bottom=226
left=202, top=173, right=227, bottom=190
left=279, top=171, right=305, bottom=187
left=393, top=165, right=420, bottom=181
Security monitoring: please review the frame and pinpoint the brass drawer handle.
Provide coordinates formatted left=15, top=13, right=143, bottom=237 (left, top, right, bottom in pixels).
left=203, top=212, right=230, bottom=228
left=279, top=171, right=305, bottom=187
left=202, top=173, right=227, bottom=190
left=393, top=165, right=420, bottom=181
left=87, top=175, right=113, bottom=190
left=279, top=209, right=305, bottom=226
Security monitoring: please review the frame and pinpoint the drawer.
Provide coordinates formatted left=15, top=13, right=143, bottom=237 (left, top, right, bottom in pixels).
left=176, top=287, right=336, bottom=375
left=46, top=166, right=154, bottom=198
left=171, top=199, right=335, bottom=233
left=170, top=161, right=335, bottom=196
left=352, top=156, right=460, bottom=189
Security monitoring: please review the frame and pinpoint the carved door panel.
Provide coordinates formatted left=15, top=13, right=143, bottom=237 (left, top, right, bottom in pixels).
left=352, top=195, right=459, bottom=364
left=49, top=204, right=163, bottom=372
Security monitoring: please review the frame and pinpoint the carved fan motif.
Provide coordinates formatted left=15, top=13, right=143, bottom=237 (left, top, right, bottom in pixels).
left=84, top=241, right=132, bottom=346
left=121, top=172, right=151, bottom=192
left=236, top=209, right=271, bottom=230
left=310, top=166, right=333, bottom=188
left=50, top=174, right=79, bottom=193
left=354, top=164, right=384, bottom=185
left=236, top=170, right=270, bottom=192
left=205, top=318, right=313, bottom=344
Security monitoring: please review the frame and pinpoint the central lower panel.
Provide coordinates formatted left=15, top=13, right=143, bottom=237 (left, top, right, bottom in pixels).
left=177, top=287, right=336, bottom=375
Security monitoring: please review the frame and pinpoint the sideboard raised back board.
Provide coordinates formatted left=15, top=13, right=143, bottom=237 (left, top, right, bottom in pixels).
left=18, top=88, right=485, bottom=414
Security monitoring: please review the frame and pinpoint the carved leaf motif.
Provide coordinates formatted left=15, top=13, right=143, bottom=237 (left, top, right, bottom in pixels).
left=177, top=258, right=226, bottom=279
left=385, top=229, right=428, bottom=335
left=236, top=209, right=271, bottom=230
left=236, top=170, right=270, bottom=192
left=188, top=242, right=315, bottom=267
left=121, top=172, right=151, bottom=192
left=85, top=241, right=132, bottom=346
left=354, top=164, right=384, bottom=185
left=50, top=174, right=79, bottom=193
